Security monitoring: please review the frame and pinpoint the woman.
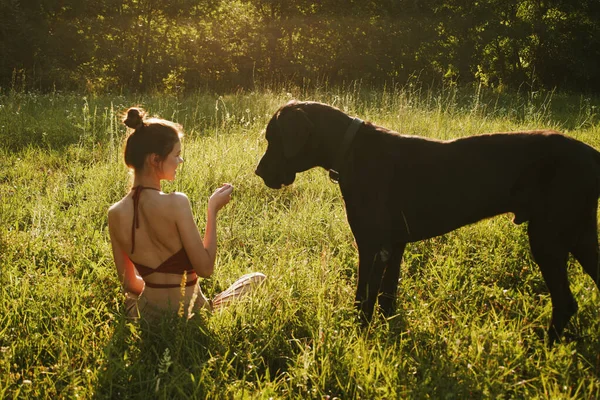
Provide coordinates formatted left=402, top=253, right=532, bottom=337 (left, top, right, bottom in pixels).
left=108, top=107, right=265, bottom=321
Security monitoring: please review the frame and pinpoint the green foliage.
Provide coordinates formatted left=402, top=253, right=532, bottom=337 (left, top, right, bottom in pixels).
left=1, top=0, right=600, bottom=93
left=1, top=86, right=600, bottom=398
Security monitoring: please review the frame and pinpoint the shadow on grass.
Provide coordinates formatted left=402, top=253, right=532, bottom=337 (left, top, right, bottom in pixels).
left=94, top=311, right=219, bottom=399
left=381, top=295, right=600, bottom=397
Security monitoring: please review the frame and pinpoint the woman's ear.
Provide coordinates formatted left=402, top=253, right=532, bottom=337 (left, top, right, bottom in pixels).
left=145, top=153, right=162, bottom=170
left=148, top=153, right=160, bottom=167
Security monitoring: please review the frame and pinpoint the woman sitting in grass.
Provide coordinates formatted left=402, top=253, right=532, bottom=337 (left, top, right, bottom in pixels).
left=108, top=107, right=265, bottom=321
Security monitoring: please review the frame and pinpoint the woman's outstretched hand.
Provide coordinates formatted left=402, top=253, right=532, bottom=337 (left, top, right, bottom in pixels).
left=208, top=183, right=233, bottom=213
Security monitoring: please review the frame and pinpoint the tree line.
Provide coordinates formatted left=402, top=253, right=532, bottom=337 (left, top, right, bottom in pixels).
left=1, top=0, right=599, bottom=93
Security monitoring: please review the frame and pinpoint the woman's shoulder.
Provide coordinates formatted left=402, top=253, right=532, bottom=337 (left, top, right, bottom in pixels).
left=107, top=196, right=131, bottom=228
left=165, top=191, right=190, bottom=205
left=162, top=191, right=193, bottom=216
left=108, top=196, right=127, bottom=214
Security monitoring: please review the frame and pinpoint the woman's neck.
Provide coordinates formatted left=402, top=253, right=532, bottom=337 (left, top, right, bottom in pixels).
left=132, top=172, right=161, bottom=190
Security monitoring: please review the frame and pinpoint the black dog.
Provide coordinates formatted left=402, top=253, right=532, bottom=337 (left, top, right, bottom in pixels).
left=255, top=100, right=600, bottom=345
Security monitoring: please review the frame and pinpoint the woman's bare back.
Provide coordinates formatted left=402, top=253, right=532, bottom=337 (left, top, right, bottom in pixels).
left=109, top=189, right=208, bottom=312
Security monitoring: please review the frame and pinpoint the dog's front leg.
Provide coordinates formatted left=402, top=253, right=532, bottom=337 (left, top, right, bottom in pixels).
left=342, top=179, right=394, bottom=325
left=378, top=242, right=406, bottom=317
left=355, top=239, right=392, bottom=324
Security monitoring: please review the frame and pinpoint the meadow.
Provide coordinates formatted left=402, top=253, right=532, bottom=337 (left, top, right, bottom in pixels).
left=1, top=82, right=600, bottom=399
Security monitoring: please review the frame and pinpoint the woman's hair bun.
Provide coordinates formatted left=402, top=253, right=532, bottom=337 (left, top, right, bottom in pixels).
left=123, top=107, right=146, bottom=129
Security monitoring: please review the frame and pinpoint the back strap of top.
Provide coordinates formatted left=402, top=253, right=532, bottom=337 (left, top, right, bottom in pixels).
left=131, top=185, right=160, bottom=254
left=133, top=248, right=194, bottom=277
left=144, top=276, right=198, bottom=289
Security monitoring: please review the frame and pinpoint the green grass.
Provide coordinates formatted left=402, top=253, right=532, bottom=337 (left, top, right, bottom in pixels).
left=1, top=83, right=600, bottom=398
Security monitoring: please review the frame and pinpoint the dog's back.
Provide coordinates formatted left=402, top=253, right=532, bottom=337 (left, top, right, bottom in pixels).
left=347, top=127, right=600, bottom=241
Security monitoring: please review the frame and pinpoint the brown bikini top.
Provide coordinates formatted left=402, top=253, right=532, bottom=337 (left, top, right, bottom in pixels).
left=130, top=186, right=197, bottom=289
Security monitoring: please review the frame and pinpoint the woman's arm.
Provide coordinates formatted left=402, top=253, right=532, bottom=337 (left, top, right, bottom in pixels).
left=108, top=210, right=145, bottom=296
left=174, top=184, right=231, bottom=278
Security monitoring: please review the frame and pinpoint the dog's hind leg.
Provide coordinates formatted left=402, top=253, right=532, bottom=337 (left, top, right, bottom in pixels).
left=569, top=206, right=600, bottom=290
left=378, top=242, right=406, bottom=318
left=528, top=221, right=577, bottom=345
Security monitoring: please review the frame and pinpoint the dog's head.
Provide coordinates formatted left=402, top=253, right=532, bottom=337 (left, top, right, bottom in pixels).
left=255, top=101, right=318, bottom=189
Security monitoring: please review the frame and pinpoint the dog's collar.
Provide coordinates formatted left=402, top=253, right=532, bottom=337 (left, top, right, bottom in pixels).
left=329, top=117, right=364, bottom=183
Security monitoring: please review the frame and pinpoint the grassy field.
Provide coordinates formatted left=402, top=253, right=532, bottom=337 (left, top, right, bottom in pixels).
left=1, top=83, right=600, bottom=399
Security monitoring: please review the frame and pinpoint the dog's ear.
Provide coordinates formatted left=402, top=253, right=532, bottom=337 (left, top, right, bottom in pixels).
left=277, top=107, right=314, bottom=158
